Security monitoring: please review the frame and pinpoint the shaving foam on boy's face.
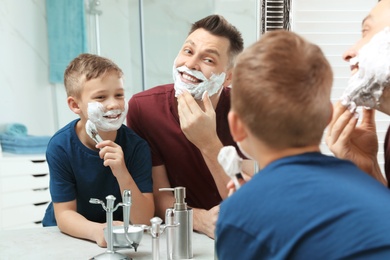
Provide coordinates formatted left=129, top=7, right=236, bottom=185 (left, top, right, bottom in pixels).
left=173, top=65, right=226, bottom=100
left=87, top=101, right=128, bottom=131
left=341, top=27, right=390, bottom=109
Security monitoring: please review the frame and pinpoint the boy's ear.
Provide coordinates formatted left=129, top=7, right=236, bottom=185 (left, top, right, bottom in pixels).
left=67, top=96, right=81, bottom=115
left=228, top=110, right=247, bottom=142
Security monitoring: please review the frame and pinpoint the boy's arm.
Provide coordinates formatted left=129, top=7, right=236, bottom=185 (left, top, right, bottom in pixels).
left=116, top=174, right=154, bottom=225
left=53, top=200, right=107, bottom=247
left=96, top=140, right=155, bottom=224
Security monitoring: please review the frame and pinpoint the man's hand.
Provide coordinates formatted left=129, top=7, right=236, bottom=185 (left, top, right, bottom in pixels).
left=177, top=91, right=219, bottom=151
left=193, top=205, right=219, bottom=239
left=326, top=101, right=387, bottom=185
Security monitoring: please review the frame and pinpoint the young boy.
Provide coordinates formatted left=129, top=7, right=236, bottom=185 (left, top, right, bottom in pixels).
left=42, top=53, right=154, bottom=247
left=216, top=30, right=390, bottom=259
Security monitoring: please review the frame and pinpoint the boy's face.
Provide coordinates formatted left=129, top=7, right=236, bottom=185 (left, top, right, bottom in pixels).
left=78, top=72, right=126, bottom=130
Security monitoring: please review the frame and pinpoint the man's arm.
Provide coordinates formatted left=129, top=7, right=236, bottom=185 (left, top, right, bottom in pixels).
left=153, top=165, right=219, bottom=239
left=177, top=91, right=230, bottom=199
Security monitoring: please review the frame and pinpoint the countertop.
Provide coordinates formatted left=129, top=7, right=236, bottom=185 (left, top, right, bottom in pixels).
left=0, top=226, right=215, bottom=259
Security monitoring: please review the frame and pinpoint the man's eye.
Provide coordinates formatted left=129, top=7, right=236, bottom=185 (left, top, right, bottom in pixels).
left=361, top=27, right=369, bottom=37
left=184, top=49, right=192, bottom=54
left=204, top=58, right=214, bottom=63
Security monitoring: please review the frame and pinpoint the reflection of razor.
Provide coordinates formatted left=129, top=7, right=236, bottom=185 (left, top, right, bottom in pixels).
left=86, top=120, right=103, bottom=144
left=218, top=146, right=243, bottom=190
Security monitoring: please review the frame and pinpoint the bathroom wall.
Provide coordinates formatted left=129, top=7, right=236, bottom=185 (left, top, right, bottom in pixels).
left=0, top=0, right=388, bottom=174
left=0, top=0, right=55, bottom=135
left=0, top=0, right=256, bottom=136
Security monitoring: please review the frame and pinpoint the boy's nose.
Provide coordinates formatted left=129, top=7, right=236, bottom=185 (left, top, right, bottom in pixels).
left=105, top=99, right=121, bottom=110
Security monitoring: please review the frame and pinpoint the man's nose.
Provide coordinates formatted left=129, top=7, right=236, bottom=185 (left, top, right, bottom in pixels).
left=342, top=37, right=368, bottom=62
left=342, top=47, right=357, bottom=62
left=185, top=56, right=200, bottom=70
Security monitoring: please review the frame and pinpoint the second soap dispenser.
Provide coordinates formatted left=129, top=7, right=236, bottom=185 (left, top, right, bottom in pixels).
left=160, top=186, right=193, bottom=259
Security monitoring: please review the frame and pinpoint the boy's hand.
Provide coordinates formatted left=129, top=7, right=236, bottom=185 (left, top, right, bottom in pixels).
left=227, top=172, right=252, bottom=196
left=94, top=221, right=123, bottom=248
left=96, top=140, right=127, bottom=178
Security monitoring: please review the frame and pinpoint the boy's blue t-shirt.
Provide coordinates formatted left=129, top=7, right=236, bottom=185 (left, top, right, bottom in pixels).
left=216, top=152, right=390, bottom=259
left=42, top=119, right=152, bottom=226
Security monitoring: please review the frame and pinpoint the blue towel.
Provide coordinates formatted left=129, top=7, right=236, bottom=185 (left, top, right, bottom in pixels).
left=4, top=123, right=28, bottom=136
left=46, top=0, right=88, bottom=83
left=0, top=134, right=51, bottom=154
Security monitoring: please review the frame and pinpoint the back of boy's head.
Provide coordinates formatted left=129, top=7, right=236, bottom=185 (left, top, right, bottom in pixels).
left=232, top=30, right=333, bottom=149
left=64, top=53, right=123, bottom=98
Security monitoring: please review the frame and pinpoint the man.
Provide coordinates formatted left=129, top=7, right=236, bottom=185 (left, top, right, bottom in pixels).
left=127, top=15, right=251, bottom=238
left=326, top=0, right=390, bottom=186
left=216, top=29, right=390, bottom=259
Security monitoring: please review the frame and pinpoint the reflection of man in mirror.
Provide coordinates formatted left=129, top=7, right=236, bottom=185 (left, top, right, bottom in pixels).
left=127, top=14, right=253, bottom=238
left=326, top=0, right=390, bottom=187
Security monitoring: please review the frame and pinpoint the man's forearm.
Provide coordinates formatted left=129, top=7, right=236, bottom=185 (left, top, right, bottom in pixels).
left=200, top=139, right=230, bottom=199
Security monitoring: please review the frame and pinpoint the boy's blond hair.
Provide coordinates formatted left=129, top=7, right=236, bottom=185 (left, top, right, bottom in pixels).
left=64, top=53, right=123, bottom=98
left=232, top=30, right=333, bottom=149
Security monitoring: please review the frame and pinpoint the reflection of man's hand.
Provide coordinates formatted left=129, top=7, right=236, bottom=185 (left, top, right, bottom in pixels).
left=177, top=90, right=218, bottom=150
left=194, top=205, right=219, bottom=239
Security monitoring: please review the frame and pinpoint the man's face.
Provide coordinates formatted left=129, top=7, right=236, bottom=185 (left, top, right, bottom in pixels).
left=343, top=0, right=390, bottom=69
left=341, top=0, right=390, bottom=113
left=174, top=28, right=231, bottom=87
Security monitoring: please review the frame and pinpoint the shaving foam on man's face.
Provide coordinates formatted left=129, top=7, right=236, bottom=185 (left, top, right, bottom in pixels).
left=341, top=27, right=390, bottom=108
left=87, top=101, right=128, bottom=131
left=173, top=65, right=226, bottom=100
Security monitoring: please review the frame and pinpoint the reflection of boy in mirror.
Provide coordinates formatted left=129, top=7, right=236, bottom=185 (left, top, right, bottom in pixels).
left=326, top=0, right=390, bottom=186
left=127, top=15, right=253, bottom=238
left=216, top=30, right=390, bottom=259
left=42, top=54, right=154, bottom=247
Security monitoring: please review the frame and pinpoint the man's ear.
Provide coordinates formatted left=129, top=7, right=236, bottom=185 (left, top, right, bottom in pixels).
left=228, top=110, right=247, bottom=142
left=223, top=68, right=233, bottom=87
left=67, top=96, right=81, bottom=115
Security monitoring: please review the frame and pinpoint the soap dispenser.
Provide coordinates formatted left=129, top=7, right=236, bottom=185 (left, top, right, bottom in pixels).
left=160, top=186, right=193, bottom=259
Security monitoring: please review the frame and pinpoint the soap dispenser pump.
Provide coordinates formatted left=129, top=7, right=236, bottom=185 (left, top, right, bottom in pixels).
left=160, top=186, right=193, bottom=259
